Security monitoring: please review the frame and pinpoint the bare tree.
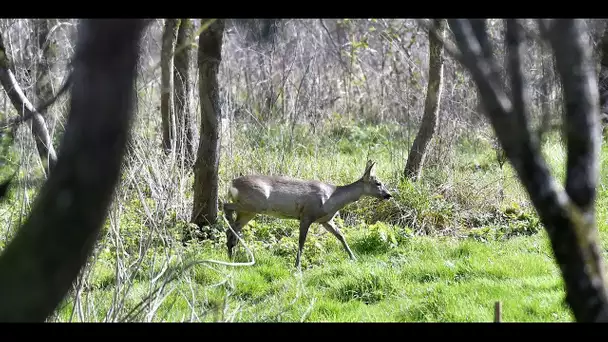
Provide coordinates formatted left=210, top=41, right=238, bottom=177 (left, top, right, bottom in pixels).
left=160, top=19, right=179, bottom=154
left=0, top=19, right=146, bottom=322
left=0, top=30, right=57, bottom=176
left=191, top=19, right=225, bottom=228
left=448, top=18, right=608, bottom=322
left=173, top=18, right=195, bottom=165
left=404, top=19, right=446, bottom=180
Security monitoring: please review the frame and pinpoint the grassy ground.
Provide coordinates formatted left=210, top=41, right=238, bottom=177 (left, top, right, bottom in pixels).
left=50, top=232, right=573, bottom=322
left=1, top=120, right=607, bottom=322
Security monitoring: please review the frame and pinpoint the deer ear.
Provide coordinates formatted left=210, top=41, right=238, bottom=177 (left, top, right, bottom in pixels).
left=363, top=160, right=376, bottom=178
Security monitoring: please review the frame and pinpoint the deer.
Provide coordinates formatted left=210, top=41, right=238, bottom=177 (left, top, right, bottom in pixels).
left=222, top=160, right=393, bottom=269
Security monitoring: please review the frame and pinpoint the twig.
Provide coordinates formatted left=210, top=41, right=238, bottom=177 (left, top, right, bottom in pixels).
left=0, top=71, right=72, bottom=130
left=117, top=212, right=256, bottom=322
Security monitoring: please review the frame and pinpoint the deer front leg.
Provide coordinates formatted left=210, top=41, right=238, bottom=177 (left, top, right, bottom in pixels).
left=295, top=219, right=313, bottom=269
left=322, top=221, right=357, bottom=261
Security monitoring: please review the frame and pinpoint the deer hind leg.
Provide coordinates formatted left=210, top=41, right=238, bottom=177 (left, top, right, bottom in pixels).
left=322, top=221, right=356, bottom=261
left=226, top=211, right=256, bottom=259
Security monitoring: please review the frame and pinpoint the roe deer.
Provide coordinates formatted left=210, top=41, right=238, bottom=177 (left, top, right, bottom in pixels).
left=222, top=160, right=393, bottom=269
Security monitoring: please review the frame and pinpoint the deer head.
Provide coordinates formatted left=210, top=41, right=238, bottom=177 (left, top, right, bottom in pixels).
left=361, top=160, right=392, bottom=200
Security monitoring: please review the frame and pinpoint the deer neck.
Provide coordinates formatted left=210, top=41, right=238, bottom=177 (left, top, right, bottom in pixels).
left=324, top=179, right=364, bottom=214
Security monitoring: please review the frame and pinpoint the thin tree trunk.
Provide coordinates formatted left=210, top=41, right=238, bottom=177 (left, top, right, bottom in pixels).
left=404, top=19, right=446, bottom=181
left=191, top=19, right=225, bottom=227
left=0, top=30, right=57, bottom=176
left=160, top=19, right=179, bottom=154
left=174, top=18, right=195, bottom=165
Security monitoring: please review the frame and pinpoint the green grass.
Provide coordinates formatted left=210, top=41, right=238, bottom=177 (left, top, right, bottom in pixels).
left=49, top=231, right=572, bottom=322
left=0, top=121, right=606, bottom=322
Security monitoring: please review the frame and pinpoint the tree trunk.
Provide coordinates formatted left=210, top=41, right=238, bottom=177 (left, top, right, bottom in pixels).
left=404, top=19, right=446, bottom=181
left=449, top=18, right=608, bottom=322
left=160, top=19, right=179, bottom=154
left=173, top=18, right=195, bottom=165
left=0, top=30, right=57, bottom=176
left=191, top=19, right=225, bottom=228
left=0, top=19, right=146, bottom=322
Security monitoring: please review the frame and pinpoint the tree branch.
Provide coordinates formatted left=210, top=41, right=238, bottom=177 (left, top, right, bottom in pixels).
left=549, top=19, right=601, bottom=211
left=505, top=19, right=531, bottom=133
left=469, top=19, right=492, bottom=60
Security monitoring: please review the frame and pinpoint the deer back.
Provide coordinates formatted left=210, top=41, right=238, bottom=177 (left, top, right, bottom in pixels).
left=229, top=175, right=336, bottom=219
